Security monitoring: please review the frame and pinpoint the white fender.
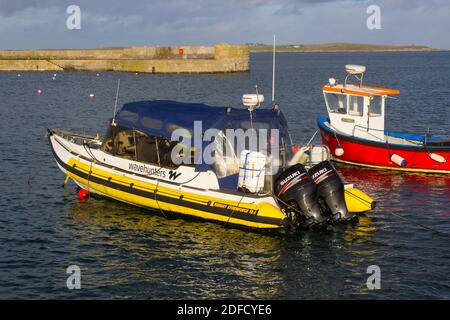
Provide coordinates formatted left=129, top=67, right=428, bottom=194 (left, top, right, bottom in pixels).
left=429, top=153, right=446, bottom=163
left=390, top=154, right=407, bottom=167
left=335, top=146, right=344, bottom=157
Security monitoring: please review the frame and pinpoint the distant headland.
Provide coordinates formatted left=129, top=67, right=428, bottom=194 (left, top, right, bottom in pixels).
left=248, top=42, right=439, bottom=52
left=0, top=42, right=442, bottom=73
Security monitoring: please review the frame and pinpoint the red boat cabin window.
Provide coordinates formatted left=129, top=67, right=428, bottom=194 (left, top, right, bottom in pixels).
left=325, top=93, right=347, bottom=114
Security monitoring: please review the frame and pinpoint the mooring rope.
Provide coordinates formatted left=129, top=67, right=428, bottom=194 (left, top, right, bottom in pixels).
left=153, top=177, right=167, bottom=219
left=278, top=189, right=450, bottom=237
left=85, top=158, right=93, bottom=201
left=348, top=186, right=450, bottom=236
left=385, top=210, right=450, bottom=237
left=223, top=192, right=247, bottom=227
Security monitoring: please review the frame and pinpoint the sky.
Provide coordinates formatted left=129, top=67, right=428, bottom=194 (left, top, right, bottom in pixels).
left=0, top=0, right=449, bottom=50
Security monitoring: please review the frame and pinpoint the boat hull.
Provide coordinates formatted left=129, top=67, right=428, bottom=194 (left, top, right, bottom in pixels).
left=317, top=116, right=450, bottom=173
left=48, top=131, right=289, bottom=230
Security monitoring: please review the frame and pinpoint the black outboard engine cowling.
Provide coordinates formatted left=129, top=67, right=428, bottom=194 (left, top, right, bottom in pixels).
left=308, top=161, right=352, bottom=222
left=274, top=164, right=327, bottom=227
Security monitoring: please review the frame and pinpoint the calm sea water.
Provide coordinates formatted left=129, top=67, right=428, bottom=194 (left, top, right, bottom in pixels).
left=0, top=52, right=449, bottom=299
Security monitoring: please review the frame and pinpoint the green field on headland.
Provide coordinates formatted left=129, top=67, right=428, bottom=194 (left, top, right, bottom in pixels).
left=249, top=42, right=437, bottom=52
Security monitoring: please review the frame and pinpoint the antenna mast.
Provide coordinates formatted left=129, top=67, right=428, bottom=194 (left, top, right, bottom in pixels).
left=272, top=34, right=276, bottom=105
left=112, top=79, right=121, bottom=126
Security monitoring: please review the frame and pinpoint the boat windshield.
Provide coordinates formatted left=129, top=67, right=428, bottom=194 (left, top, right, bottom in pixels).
left=348, top=95, right=364, bottom=116
left=325, top=93, right=347, bottom=114
left=212, top=119, right=294, bottom=181
left=369, top=96, right=383, bottom=117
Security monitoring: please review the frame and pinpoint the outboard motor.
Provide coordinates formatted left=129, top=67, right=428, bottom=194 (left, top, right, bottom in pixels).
left=308, top=161, right=352, bottom=222
left=274, top=164, right=327, bottom=227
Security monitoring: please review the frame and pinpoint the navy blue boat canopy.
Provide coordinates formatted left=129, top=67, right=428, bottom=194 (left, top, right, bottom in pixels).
left=114, top=100, right=294, bottom=177
left=114, top=100, right=292, bottom=141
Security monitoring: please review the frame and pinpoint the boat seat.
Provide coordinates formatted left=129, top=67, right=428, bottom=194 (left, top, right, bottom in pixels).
left=136, top=137, right=159, bottom=164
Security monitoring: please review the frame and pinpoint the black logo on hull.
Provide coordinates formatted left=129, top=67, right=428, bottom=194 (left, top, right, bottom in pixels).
left=168, top=170, right=182, bottom=181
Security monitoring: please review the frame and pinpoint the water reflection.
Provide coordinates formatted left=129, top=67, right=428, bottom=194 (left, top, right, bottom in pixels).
left=59, top=163, right=450, bottom=299
left=336, top=164, right=450, bottom=218
left=336, top=164, right=450, bottom=193
left=3, top=52, right=450, bottom=298
left=344, top=216, right=376, bottom=243
left=64, top=192, right=385, bottom=299
left=67, top=197, right=285, bottom=298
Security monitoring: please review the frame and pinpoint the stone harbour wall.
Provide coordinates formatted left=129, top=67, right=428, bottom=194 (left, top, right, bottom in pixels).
left=0, top=44, right=249, bottom=73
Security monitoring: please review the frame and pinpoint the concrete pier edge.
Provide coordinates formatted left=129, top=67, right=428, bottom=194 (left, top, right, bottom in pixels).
left=0, top=44, right=249, bottom=73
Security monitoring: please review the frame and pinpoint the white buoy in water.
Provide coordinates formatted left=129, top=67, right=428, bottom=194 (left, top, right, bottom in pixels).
left=37, top=89, right=43, bottom=95
left=96, top=73, right=100, bottom=76
left=52, top=76, right=56, bottom=81
left=89, top=93, right=95, bottom=99
left=429, top=153, right=446, bottom=163
left=53, top=73, right=57, bottom=77
left=335, top=146, right=344, bottom=157
left=17, top=73, right=21, bottom=77
left=390, top=154, right=407, bottom=167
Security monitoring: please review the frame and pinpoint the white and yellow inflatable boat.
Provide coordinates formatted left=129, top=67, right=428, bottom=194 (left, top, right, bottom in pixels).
left=48, top=98, right=375, bottom=231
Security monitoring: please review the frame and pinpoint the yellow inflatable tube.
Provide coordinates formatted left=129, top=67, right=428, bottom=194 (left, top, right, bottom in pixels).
left=344, top=187, right=375, bottom=213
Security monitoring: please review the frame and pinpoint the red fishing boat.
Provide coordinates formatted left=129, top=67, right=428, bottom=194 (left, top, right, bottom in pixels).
left=317, top=65, right=450, bottom=174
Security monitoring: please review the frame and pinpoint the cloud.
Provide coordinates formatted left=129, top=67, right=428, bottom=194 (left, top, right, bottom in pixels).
left=0, top=0, right=448, bottom=49
left=274, top=0, right=356, bottom=15
left=0, top=0, right=61, bottom=15
left=373, top=0, right=450, bottom=11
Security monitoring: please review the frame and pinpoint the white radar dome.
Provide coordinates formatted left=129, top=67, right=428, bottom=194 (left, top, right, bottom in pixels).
left=242, top=94, right=264, bottom=108
left=345, top=64, right=366, bottom=74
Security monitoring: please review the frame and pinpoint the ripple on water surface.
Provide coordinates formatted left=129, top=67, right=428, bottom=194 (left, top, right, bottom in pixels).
left=0, top=52, right=449, bottom=299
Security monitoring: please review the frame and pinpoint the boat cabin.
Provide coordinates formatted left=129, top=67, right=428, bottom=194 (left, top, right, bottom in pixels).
left=100, top=99, right=296, bottom=193
left=322, top=65, right=400, bottom=142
